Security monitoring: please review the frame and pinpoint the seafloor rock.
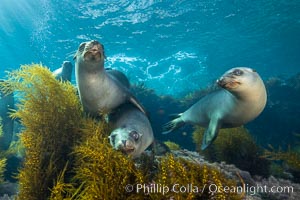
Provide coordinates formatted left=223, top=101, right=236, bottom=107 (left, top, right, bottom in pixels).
left=0, top=182, right=18, bottom=197
left=168, top=149, right=300, bottom=200
left=0, top=181, right=17, bottom=200
left=0, top=194, right=15, bottom=200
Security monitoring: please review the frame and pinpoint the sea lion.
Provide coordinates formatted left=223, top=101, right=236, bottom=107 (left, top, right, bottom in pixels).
left=109, top=104, right=154, bottom=158
left=0, top=79, right=15, bottom=150
left=74, top=40, right=146, bottom=116
left=162, top=67, right=267, bottom=150
left=53, top=61, right=73, bottom=82
left=106, top=68, right=130, bottom=89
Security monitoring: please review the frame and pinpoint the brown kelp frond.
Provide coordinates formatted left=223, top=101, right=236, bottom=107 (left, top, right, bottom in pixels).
left=0, top=158, right=6, bottom=183
left=263, top=145, right=300, bottom=170
left=0, top=119, right=7, bottom=184
left=78, top=117, right=111, bottom=140
left=152, top=154, right=242, bottom=200
left=0, top=118, right=2, bottom=139
left=50, top=162, right=82, bottom=200
left=3, top=64, right=83, bottom=200
left=3, top=138, right=25, bottom=158
left=164, top=140, right=181, bottom=150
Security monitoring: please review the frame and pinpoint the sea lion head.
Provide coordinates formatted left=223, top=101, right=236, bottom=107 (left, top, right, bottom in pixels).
left=217, top=67, right=260, bottom=92
left=109, top=127, right=144, bottom=158
left=73, top=40, right=106, bottom=63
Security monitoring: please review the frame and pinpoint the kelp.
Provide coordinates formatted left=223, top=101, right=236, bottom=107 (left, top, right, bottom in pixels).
left=264, top=145, right=300, bottom=171
left=151, top=154, right=242, bottom=200
left=0, top=119, right=7, bottom=184
left=164, top=140, right=181, bottom=150
left=193, top=126, right=270, bottom=177
left=1, top=64, right=83, bottom=200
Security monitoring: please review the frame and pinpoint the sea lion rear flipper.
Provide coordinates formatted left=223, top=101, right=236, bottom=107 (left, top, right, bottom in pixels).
left=201, top=117, right=221, bottom=150
left=128, top=96, right=147, bottom=116
left=162, top=113, right=185, bottom=134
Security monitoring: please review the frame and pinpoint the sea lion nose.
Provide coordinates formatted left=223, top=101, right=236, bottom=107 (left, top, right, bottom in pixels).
left=217, top=77, right=223, bottom=85
left=88, top=44, right=102, bottom=57
left=217, top=77, right=227, bottom=88
left=90, top=45, right=100, bottom=52
left=122, top=140, right=127, bottom=147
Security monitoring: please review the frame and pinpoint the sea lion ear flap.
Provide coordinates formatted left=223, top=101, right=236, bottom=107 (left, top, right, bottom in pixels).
left=73, top=42, right=87, bottom=60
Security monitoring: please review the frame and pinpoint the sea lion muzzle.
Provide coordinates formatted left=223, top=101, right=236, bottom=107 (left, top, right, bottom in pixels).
left=217, top=76, right=241, bottom=89
left=83, top=44, right=103, bottom=61
left=119, top=140, right=135, bottom=154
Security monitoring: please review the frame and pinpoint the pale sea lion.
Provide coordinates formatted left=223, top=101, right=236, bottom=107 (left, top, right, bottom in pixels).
left=74, top=40, right=146, bottom=116
left=53, top=61, right=73, bottom=82
left=162, top=67, right=267, bottom=150
left=0, top=79, right=14, bottom=150
left=109, top=104, right=154, bottom=158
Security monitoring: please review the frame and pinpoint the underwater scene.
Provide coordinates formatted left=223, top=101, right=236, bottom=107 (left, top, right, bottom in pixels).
left=0, top=0, right=300, bottom=199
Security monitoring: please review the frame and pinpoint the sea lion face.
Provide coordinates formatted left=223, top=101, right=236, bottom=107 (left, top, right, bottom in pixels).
left=74, top=40, right=106, bottom=63
left=217, top=67, right=258, bottom=92
left=109, top=127, right=143, bottom=157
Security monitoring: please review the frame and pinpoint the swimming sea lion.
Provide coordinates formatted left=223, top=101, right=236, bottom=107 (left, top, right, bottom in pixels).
left=74, top=40, right=146, bottom=116
left=0, top=80, right=15, bottom=150
left=109, top=104, right=154, bottom=158
left=53, top=61, right=73, bottom=82
left=162, top=67, right=267, bottom=150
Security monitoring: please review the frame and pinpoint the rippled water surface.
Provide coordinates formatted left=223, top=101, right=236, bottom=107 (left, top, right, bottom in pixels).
left=1, top=0, right=299, bottom=96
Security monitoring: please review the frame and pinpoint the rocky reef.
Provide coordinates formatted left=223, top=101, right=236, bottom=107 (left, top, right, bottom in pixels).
left=170, top=150, right=300, bottom=200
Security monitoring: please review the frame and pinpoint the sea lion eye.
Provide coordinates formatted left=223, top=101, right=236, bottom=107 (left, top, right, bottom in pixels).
left=130, top=131, right=139, bottom=141
left=233, top=69, right=243, bottom=76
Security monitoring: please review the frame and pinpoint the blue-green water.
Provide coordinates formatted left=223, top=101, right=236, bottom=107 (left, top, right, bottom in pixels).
left=1, top=1, right=300, bottom=197
left=1, top=0, right=299, bottom=96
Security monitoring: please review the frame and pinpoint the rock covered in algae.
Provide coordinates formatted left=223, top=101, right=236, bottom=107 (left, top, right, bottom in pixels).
left=170, top=150, right=300, bottom=200
left=193, top=126, right=270, bottom=177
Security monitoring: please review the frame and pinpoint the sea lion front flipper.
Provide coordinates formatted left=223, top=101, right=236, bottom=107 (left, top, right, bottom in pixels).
left=128, top=96, right=147, bottom=116
left=201, top=117, right=221, bottom=150
left=162, top=114, right=185, bottom=134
